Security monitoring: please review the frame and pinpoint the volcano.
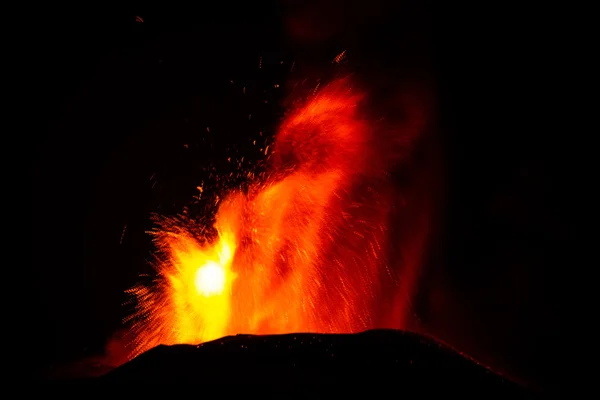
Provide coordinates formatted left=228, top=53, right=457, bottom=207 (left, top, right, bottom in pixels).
left=52, top=330, right=532, bottom=395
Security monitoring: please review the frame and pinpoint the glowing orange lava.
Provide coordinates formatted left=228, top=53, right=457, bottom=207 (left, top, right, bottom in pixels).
left=194, top=262, right=225, bottom=296
left=125, top=77, right=428, bottom=359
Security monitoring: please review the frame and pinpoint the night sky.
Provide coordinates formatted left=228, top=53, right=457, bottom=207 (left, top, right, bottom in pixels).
left=28, top=1, right=562, bottom=391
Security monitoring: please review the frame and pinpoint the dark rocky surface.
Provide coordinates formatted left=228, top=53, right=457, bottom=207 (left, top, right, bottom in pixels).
left=51, top=330, right=534, bottom=394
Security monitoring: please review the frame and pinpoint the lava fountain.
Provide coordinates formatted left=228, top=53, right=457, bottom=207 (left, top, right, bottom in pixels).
left=125, top=77, right=429, bottom=359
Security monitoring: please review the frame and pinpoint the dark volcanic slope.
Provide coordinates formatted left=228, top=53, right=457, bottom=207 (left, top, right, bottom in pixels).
left=75, top=330, right=531, bottom=393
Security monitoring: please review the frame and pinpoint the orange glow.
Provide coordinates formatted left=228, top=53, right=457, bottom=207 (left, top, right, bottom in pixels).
left=125, top=77, right=428, bottom=359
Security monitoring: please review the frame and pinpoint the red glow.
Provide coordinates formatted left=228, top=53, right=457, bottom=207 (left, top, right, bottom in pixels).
left=125, top=77, right=431, bottom=359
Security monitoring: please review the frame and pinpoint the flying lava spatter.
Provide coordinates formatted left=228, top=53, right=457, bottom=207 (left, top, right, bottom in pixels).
left=125, top=77, right=428, bottom=359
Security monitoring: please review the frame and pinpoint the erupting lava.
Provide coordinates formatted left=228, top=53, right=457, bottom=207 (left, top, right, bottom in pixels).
left=125, top=77, right=428, bottom=359
left=194, top=261, right=226, bottom=297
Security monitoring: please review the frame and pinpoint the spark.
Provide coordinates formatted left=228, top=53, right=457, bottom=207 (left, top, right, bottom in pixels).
left=333, top=50, right=347, bottom=64
left=120, top=224, right=127, bottom=245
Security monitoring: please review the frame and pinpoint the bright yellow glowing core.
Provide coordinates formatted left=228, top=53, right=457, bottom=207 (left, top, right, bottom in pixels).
left=194, top=261, right=226, bottom=296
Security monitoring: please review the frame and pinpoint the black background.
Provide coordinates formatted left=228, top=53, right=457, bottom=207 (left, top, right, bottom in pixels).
left=26, top=1, right=562, bottom=391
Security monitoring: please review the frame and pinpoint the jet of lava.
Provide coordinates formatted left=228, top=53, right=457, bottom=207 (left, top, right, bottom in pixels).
left=125, top=77, right=426, bottom=359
